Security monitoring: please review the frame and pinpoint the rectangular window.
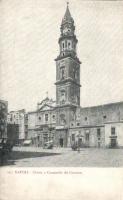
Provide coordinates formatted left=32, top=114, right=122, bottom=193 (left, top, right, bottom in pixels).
left=68, top=42, right=71, bottom=49
left=72, top=134, right=75, bottom=141
left=60, top=66, right=65, bottom=79
left=39, top=116, right=41, bottom=121
left=86, top=133, right=89, bottom=141
left=45, top=114, right=48, bottom=122
left=52, top=115, right=55, bottom=121
left=60, top=90, right=65, bottom=104
left=111, top=127, right=115, bottom=135
left=97, top=128, right=101, bottom=137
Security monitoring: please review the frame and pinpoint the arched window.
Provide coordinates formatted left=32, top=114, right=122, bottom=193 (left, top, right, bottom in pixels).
left=62, top=69, right=64, bottom=79
left=73, top=68, right=76, bottom=79
left=67, top=40, right=71, bottom=50
left=45, top=114, right=48, bottom=122
left=71, top=111, right=75, bottom=121
left=60, top=90, right=66, bottom=104
left=62, top=42, right=65, bottom=50
left=68, top=42, right=71, bottom=49
left=60, top=67, right=65, bottom=79
left=73, top=68, right=78, bottom=79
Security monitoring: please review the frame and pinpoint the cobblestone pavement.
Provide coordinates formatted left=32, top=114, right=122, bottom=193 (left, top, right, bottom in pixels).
left=1, top=146, right=123, bottom=167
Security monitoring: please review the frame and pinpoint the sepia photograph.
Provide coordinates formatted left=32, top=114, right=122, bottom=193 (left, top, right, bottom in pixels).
left=0, top=0, right=123, bottom=168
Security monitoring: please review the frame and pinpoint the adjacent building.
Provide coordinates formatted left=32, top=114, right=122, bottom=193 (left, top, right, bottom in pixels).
left=7, top=109, right=28, bottom=144
left=0, top=100, right=8, bottom=139
left=27, top=4, right=123, bottom=148
left=69, top=102, right=123, bottom=148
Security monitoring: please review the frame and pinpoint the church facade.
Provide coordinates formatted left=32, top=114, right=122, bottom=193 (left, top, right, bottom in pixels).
left=28, top=4, right=123, bottom=148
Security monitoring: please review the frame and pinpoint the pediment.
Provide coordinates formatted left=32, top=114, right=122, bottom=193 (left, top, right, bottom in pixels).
left=39, top=104, right=53, bottom=111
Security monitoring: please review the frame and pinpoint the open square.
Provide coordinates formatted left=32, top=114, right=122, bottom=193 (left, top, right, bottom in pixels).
left=1, top=146, right=123, bottom=167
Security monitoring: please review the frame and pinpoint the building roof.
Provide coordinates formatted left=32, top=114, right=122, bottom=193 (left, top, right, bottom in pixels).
left=9, top=109, right=25, bottom=114
left=81, top=101, right=123, bottom=110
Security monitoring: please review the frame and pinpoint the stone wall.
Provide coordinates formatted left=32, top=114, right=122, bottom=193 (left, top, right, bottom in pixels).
left=80, top=102, right=123, bottom=126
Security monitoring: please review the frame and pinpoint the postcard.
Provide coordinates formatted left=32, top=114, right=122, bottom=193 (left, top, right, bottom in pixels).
left=0, top=0, right=123, bottom=199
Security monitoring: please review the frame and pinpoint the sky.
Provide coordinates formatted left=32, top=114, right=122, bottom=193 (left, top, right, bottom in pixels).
left=0, top=0, right=123, bottom=112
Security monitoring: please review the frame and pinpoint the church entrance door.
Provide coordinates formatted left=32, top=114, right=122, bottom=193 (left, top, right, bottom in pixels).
left=59, top=138, right=63, bottom=147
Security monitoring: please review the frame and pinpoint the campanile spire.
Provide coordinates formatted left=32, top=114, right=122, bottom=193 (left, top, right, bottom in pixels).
left=61, top=2, right=74, bottom=25
left=55, top=2, right=81, bottom=61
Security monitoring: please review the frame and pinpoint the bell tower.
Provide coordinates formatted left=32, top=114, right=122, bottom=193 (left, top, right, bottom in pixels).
left=55, top=3, right=81, bottom=147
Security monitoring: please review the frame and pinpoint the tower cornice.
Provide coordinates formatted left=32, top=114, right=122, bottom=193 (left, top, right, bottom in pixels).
left=55, top=103, right=77, bottom=109
left=55, top=55, right=81, bottom=64
left=55, top=78, right=81, bottom=87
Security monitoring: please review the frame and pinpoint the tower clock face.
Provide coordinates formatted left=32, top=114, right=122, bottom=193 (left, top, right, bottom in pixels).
left=63, top=27, right=68, bottom=34
left=63, top=27, right=71, bottom=34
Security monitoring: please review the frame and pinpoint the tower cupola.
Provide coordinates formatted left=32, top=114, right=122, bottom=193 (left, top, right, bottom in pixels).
left=56, top=2, right=79, bottom=61
left=61, top=2, right=74, bottom=32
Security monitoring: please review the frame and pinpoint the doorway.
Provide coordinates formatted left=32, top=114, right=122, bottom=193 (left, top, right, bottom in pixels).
left=98, top=142, right=100, bottom=148
left=111, top=138, right=117, bottom=148
left=59, top=138, right=63, bottom=147
left=78, top=138, right=83, bottom=147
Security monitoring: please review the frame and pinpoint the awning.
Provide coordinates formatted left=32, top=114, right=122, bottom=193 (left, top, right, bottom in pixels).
left=23, top=140, right=32, bottom=145
left=56, top=126, right=67, bottom=130
left=44, top=140, right=53, bottom=144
